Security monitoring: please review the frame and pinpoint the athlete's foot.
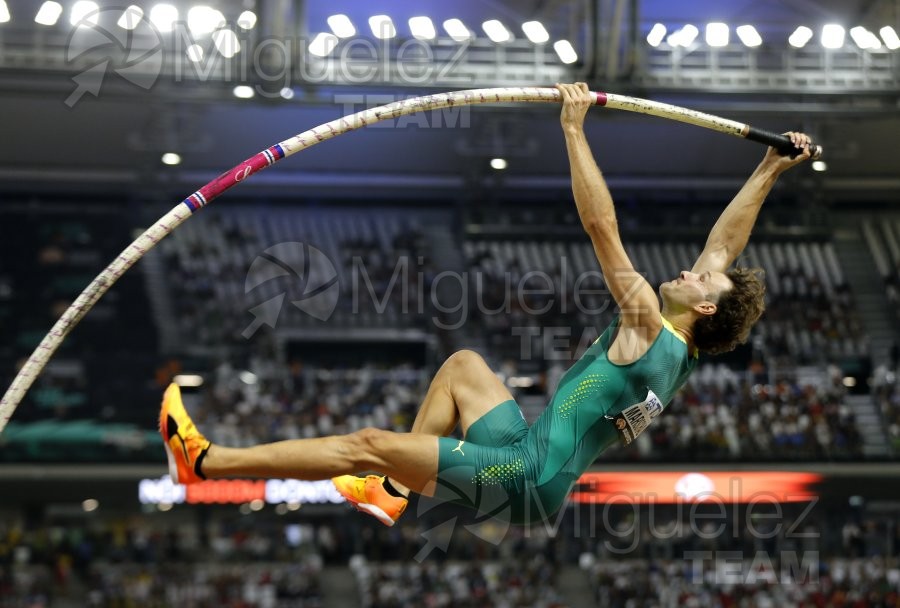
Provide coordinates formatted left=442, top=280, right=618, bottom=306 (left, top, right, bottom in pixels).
left=159, top=383, right=211, bottom=484
left=332, top=475, right=408, bottom=527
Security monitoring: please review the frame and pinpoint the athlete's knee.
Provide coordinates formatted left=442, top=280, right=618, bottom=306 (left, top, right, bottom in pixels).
left=349, top=427, right=393, bottom=468
left=444, top=349, right=487, bottom=375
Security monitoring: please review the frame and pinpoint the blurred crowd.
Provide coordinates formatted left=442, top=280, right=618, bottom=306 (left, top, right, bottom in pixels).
left=755, top=271, right=866, bottom=366
left=586, top=556, right=900, bottom=607
left=352, top=556, right=565, bottom=608
left=612, top=363, right=863, bottom=462
left=0, top=516, right=329, bottom=607
left=189, top=360, right=429, bottom=449
left=2, top=503, right=900, bottom=607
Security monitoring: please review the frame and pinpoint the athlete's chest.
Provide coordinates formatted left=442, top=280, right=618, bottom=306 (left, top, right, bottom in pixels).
left=552, top=363, right=635, bottom=420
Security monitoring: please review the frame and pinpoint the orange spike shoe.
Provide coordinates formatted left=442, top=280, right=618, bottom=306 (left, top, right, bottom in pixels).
left=332, top=475, right=408, bottom=526
left=159, top=383, right=210, bottom=484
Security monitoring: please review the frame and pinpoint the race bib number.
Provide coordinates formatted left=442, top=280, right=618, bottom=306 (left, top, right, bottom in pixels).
left=609, top=389, right=663, bottom=446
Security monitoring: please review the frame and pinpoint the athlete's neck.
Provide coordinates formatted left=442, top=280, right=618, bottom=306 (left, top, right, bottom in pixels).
left=660, top=309, right=696, bottom=349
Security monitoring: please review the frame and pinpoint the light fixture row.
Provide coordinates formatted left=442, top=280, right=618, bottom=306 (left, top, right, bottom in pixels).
left=313, top=14, right=578, bottom=65
left=23, top=2, right=257, bottom=33
left=648, top=22, right=900, bottom=51
left=13, top=5, right=579, bottom=65
left=328, top=14, right=553, bottom=45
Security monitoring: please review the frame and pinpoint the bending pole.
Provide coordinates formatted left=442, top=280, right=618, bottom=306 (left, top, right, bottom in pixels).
left=0, top=86, right=823, bottom=433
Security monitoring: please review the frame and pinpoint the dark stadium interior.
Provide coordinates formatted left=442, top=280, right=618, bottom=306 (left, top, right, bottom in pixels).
left=1, top=0, right=899, bottom=606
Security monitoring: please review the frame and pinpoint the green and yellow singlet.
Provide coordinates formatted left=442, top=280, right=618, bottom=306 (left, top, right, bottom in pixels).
left=434, top=315, right=698, bottom=524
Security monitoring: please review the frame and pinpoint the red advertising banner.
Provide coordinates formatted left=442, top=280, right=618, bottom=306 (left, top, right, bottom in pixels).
left=571, top=471, right=822, bottom=504
left=140, top=472, right=822, bottom=506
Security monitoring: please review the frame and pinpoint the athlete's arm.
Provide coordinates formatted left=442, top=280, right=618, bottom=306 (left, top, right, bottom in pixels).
left=558, top=82, right=660, bottom=330
left=692, top=132, right=812, bottom=274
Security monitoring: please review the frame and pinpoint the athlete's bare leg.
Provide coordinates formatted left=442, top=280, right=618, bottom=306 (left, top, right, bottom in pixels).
left=202, top=429, right=440, bottom=496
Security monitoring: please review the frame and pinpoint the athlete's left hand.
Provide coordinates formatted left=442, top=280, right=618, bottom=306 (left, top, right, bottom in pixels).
left=762, top=131, right=813, bottom=174
left=557, top=82, right=593, bottom=132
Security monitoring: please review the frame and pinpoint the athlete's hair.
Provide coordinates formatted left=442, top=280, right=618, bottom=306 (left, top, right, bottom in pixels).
left=693, top=267, right=766, bottom=355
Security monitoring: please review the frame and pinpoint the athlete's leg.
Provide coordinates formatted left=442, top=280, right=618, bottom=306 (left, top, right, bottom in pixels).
left=202, top=428, right=439, bottom=495
left=410, top=349, right=515, bottom=437
left=161, top=383, right=438, bottom=494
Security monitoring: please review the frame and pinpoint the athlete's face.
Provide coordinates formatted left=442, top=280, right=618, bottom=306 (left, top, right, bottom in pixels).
left=659, top=270, right=733, bottom=313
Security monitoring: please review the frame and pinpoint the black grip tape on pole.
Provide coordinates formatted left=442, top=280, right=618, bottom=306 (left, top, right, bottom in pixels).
left=746, top=126, right=822, bottom=160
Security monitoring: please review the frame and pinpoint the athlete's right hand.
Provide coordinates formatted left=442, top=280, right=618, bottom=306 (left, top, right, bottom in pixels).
left=557, top=82, right=593, bottom=132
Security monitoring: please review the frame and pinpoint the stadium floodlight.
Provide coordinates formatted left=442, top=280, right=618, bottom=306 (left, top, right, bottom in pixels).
left=788, top=26, right=813, bottom=48
left=409, top=16, right=436, bottom=40
left=34, top=2, right=63, bottom=26
left=482, top=19, right=511, bottom=42
left=70, top=1, right=99, bottom=27
left=161, top=153, right=182, bottom=165
left=850, top=26, right=881, bottom=49
left=148, top=4, right=178, bottom=33
left=490, top=158, right=508, bottom=170
left=443, top=18, right=471, bottom=41
left=553, top=39, right=578, bottom=63
left=327, top=14, right=355, bottom=38
left=213, top=28, right=240, bottom=58
left=705, top=22, right=729, bottom=47
left=667, top=24, right=699, bottom=47
left=880, top=26, right=900, bottom=50
left=821, top=24, right=845, bottom=49
left=187, top=5, right=225, bottom=36
left=232, top=85, right=254, bottom=99
left=868, top=29, right=884, bottom=48
left=522, top=20, right=550, bottom=43
left=646, top=23, right=666, bottom=47
left=369, top=15, right=396, bottom=39
left=811, top=160, right=827, bottom=172
left=237, top=10, right=257, bottom=30
left=308, top=32, right=338, bottom=56
left=0, top=1, right=10, bottom=24
left=735, top=25, right=762, bottom=47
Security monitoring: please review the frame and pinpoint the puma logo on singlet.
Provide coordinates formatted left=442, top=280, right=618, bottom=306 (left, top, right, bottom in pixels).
left=452, top=440, right=465, bottom=456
